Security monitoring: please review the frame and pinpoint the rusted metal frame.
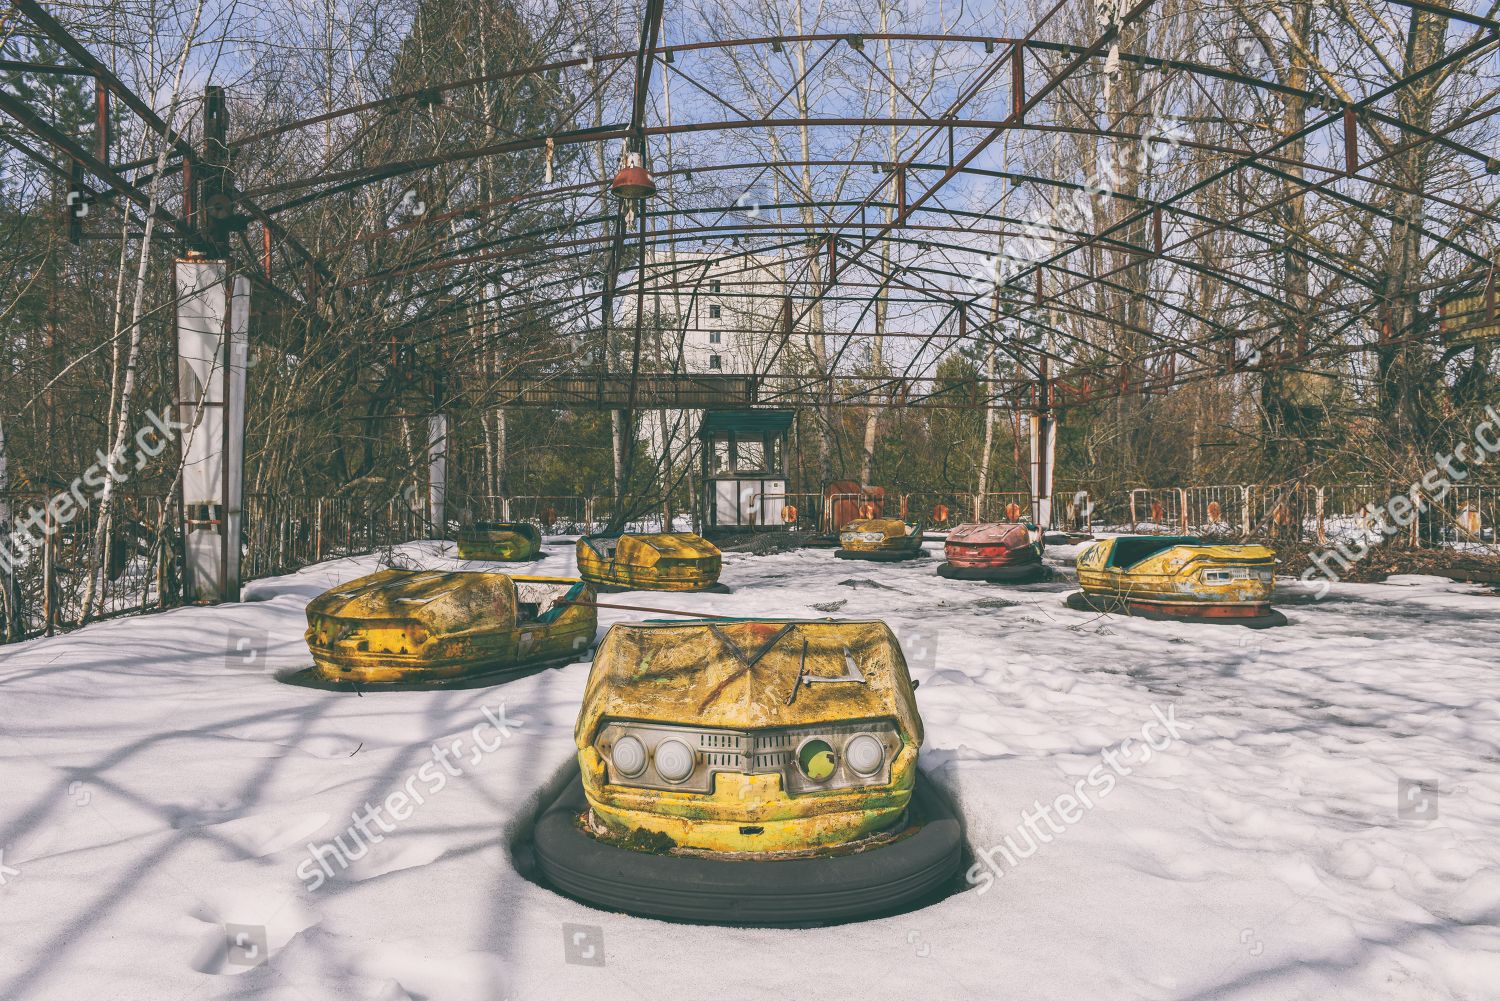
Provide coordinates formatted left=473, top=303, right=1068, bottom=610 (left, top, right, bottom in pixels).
left=383, top=220, right=1212, bottom=359
left=0, top=58, right=91, bottom=75
left=1237, top=156, right=1488, bottom=268
left=263, top=109, right=1402, bottom=238
left=821, top=246, right=1020, bottom=384
left=254, top=121, right=630, bottom=211
left=629, top=200, right=1256, bottom=332
left=762, top=0, right=1159, bottom=377
left=893, top=301, right=971, bottom=388
left=1049, top=268, right=1485, bottom=403
left=757, top=368, right=1031, bottom=410
left=357, top=165, right=1297, bottom=363
left=371, top=222, right=1208, bottom=371
left=315, top=41, right=1014, bottom=319
left=1041, top=91, right=1500, bottom=371
left=1012, top=31, right=1500, bottom=339
left=655, top=51, right=761, bottom=124
left=847, top=42, right=935, bottom=121
left=0, top=86, right=193, bottom=243
left=1170, top=55, right=1491, bottom=270
left=443, top=266, right=1484, bottom=412
left=757, top=54, right=1023, bottom=372
left=134, top=50, right=630, bottom=204
left=1380, top=0, right=1500, bottom=32
left=486, top=372, right=1035, bottom=411
left=419, top=146, right=1390, bottom=294
left=596, top=0, right=663, bottom=447
left=12, top=0, right=328, bottom=285
left=743, top=39, right=845, bottom=126
left=207, top=22, right=1495, bottom=205
left=0, top=129, right=74, bottom=182
left=219, top=27, right=1344, bottom=161
left=1027, top=38, right=1499, bottom=175
left=812, top=256, right=908, bottom=382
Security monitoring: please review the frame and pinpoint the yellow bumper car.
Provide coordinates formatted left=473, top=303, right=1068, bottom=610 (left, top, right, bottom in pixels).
left=532, top=618, right=961, bottom=923
left=454, top=521, right=542, bottom=561
left=835, top=518, right=927, bottom=562
left=576, top=532, right=723, bottom=592
left=296, top=570, right=596, bottom=688
left=1067, top=535, right=1286, bottom=627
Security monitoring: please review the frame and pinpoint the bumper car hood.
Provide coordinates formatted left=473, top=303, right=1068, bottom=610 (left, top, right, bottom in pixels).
left=576, top=619, right=921, bottom=747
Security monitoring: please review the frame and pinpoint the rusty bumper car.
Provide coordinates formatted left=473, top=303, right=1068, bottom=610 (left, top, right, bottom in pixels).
left=936, top=522, right=1047, bottom=582
left=294, top=570, right=597, bottom=689
left=576, top=532, right=724, bottom=592
left=454, top=521, right=542, bottom=561
left=834, top=518, right=927, bottom=562
left=532, top=619, right=961, bottom=923
left=1066, top=535, right=1286, bottom=627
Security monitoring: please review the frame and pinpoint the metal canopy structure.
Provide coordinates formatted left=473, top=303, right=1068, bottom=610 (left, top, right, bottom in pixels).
left=5, top=0, right=1500, bottom=415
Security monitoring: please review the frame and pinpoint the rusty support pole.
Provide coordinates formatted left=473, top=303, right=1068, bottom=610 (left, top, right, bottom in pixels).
left=1343, top=105, right=1359, bottom=176
left=1011, top=43, right=1024, bottom=122
left=94, top=78, right=109, bottom=163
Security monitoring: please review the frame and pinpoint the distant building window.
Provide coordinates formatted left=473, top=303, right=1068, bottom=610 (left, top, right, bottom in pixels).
left=709, top=354, right=722, bottom=369
left=710, top=280, right=721, bottom=294
left=709, top=331, right=721, bottom=344
left=708, top=304, right=721, bottom=319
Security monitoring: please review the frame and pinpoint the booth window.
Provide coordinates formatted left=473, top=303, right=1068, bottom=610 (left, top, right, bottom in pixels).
left=765, top=433, right=784, bottom=473
left=711, top=433, right=732, bottom=473
left=735, top=435, right=766, bottom=472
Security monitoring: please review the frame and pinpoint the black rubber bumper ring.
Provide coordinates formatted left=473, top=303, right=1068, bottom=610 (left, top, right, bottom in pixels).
left=936, top=563, right=1049, bottom=583
left=533, top=771, right=963, bottom=925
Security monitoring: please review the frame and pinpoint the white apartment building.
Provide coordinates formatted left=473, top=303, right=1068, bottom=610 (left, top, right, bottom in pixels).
left=614, top=249, right=788, bottom=376
left=612, top=250, right=791, bottom=523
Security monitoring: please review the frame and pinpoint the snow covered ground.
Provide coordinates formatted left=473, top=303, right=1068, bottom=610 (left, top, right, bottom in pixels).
left=2, top=538, right=1498, bottom=1001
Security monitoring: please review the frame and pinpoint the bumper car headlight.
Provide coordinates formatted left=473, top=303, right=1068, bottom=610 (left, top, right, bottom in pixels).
left=611, top=734, right=648, bottom=778
left=595, top=720, right=901, bottom=794
left=653, top=738, right=697, bottom=784
left=843, top=733, right=885, bottom=776
left=796, top=738, right=838, bottom=783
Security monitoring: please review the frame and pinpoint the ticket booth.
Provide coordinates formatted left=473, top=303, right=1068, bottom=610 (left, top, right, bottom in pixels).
left=698, top=410, right=793, bottom=531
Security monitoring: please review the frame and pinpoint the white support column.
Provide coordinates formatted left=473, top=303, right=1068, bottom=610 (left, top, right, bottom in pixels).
left=427, top=413, right=448, bottom=536
left=1029, top=412, right=1056, bottom=530
left=176, top=257, right=249, bottom=603
left=1028, top=359, right=1057, bottom=531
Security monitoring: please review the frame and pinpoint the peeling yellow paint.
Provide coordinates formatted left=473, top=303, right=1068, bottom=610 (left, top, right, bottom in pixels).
left=575, top=619, right=921, bottom=853
left=304, top=571, right=595, bottom=683
left=837, top=518, right=924, bottom=556
left=1076, top=538, right=1276, bottom=605
left=453, top=522, right=542, bottom=561
left=576, top=533, right=722, bottom=591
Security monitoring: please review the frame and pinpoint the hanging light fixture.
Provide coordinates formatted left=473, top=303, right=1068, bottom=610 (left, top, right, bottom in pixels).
left=611, top=150, right=657, bottom=200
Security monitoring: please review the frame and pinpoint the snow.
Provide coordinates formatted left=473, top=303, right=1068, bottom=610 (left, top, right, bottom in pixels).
left=2, top=538, right=1499, bottom=1000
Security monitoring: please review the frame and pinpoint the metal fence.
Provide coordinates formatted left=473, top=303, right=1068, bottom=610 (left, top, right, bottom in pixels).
left=2, top=491, right=175, bottom=641
left=1108, top=482, right=1500, bottom=551
left=8, top=478, right=1498, bottom=643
